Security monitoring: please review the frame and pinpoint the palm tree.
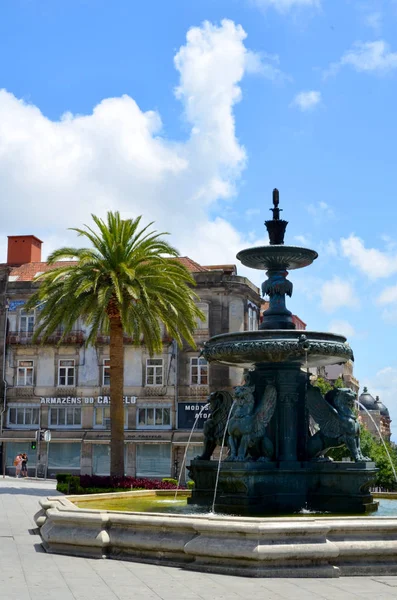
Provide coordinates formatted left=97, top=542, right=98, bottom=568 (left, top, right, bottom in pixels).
left=26, top=212, right=204, bottom=477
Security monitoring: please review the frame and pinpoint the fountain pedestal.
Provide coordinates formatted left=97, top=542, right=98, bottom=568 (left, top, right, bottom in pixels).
left=188, top=460, right=378, bottom=515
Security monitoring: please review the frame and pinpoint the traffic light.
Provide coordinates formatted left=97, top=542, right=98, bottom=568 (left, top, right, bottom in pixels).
left=31, top=441, right=37, bottom=450
left=35, top=430, right=45, bottom=442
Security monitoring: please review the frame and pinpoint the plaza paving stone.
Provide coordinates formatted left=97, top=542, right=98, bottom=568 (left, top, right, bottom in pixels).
left=1, top=476, right=397, bottom=599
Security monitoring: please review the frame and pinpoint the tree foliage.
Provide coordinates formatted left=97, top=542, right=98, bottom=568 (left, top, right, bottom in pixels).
left=26, top=212, right=203, bottom=353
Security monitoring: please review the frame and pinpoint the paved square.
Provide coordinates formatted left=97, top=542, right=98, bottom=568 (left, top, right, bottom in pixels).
left=1, top=476, right=397, bottom=600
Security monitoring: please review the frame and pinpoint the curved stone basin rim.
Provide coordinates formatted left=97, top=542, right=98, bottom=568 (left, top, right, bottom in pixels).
left=236, top=245, right=318, bottom=271
left=35, top=491, right=397, bottom=578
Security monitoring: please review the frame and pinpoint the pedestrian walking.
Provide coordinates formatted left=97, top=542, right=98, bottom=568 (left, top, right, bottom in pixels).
left=21, top=453, right=28, bottom=477
left=13, top=453, right=22, bottom=478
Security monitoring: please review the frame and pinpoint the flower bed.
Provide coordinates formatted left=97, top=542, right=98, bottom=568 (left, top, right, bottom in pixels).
left=56, top=473, right=183, bottom=495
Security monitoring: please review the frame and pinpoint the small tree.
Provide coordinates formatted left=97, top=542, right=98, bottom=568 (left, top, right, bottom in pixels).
left=26, top=212, right=204, bottom=477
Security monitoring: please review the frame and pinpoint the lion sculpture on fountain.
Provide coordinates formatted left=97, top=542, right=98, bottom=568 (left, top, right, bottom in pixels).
left=227, top=383, right=277, bottom=462
left=307, top=385, right=370, bottom=462
left=195, top=390, right=234, bottom=461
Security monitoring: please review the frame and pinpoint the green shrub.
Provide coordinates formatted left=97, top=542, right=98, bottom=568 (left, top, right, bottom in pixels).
left=68, top=476, right=81, bottom=493
left=56, top=473, right=72, bottom=483
left=56, top=483, right=69, bottom=494
left=56, top=474, right=81, bottom=494
left=162, top=478, right=178, bottom=486
left=187, top=480, right=195, bottom=489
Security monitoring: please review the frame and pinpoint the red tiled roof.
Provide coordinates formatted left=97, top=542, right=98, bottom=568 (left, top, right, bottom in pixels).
left=1, top=256, right=208, bottom=282
left=204, top=264, right=237, bottom=274
left=175, top=257, right=209, bottom=273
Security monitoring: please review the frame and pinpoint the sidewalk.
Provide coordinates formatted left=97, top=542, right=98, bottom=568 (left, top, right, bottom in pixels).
left=1, top=477, right=397, bottom=600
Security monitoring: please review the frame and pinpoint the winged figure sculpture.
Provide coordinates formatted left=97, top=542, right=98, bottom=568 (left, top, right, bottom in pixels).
left=227, top=383, right=276, bottom=461
left=306, top=384, right=369, bottom=462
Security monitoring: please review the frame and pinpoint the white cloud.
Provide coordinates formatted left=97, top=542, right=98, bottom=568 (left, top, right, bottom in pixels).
left=294, top=234, right=310, bottom=245
left=245, top=51, right=289, bottom=81
left=376, top=284, right=397, bottom=324
left=324, top=239, right=338, bottom=256
left=328, top=319, right=355, bottom=338
left=291, top=90, right=321, bottom=111
left=326, top=40, right=397, bottom=77
left=341, top=234, right=397, bottom=280
left=306, top=201, right=334, bottom=220
left=364, top=12, right=382, bottom=34
left=0, top=19, right=268, bottom=271
left=320, top=276, right=359, bottom=313
left=252, top=0, right=320, bottom=13
left=244, top=208, right=261, bottom=220
left=377, top=285, right=397, bottom=305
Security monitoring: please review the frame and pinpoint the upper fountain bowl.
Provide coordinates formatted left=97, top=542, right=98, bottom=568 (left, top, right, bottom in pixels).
left=237, top=245, right=318, bottom=271
left=201, top=330, right=353, bottom=368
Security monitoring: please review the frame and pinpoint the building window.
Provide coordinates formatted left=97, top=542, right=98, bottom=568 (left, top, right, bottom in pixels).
left=190, top=357, right=208, bottom=385
left=8, top=406, right=39, bottom=428
left=19, top=310, right=35, bottom=334
left=48, top=443, right=81, bottom=469
left=136, top=444, right=171, bottom=477
left=6, top=442, right=37, bottom=468
left=17, top=360, right=34, bottom=386
left=58, top=359, right=75, bottom=386
left=248, top=306, right=258, bottom=331
left=94, top=406, right=128, bottom=429
left=137, top=406, right=171, bottom=429
left=196, top=303, right=209, bottom=330
left=103, top=359, right=110, bottom=386
left=146, top=358, right=163, bottom=386
left=49, top=406, right=81, bottom=427
left=92, top=444, right=127, bottom=476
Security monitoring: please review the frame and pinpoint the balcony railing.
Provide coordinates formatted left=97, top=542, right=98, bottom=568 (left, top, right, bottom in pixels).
left=96, top=333, right=173, bottom=345
left=7, top=330, right=85, bottom=345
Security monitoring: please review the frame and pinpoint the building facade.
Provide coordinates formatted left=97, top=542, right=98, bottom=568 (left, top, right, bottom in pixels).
left=357, top=387, right=391, bottom=442
left=0, top=236, right=261, bottom=479
left=315, top=361, right=360, bottom=394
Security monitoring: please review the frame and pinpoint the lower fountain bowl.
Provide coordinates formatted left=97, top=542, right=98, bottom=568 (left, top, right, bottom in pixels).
left=201, top=330, right=353, bottom=368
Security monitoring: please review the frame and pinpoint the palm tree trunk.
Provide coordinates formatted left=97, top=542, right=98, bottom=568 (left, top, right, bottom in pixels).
left=109, top=312, right=125, bottom=478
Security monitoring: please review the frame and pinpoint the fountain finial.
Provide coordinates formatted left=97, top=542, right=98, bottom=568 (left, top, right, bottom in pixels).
left=271, top=188, right=282, bottom=220
left=265, top=188, right=288, bottom=245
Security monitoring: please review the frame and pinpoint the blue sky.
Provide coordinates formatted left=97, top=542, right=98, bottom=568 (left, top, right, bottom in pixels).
left=1, top=0, right=397, bottom=435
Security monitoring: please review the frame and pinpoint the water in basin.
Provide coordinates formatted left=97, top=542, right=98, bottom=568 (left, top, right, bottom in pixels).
left=75, top=494, right=397, bottom=517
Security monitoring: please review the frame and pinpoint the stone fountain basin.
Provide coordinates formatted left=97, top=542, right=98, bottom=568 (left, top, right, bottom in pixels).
left=201, top=330, right=353, bottom=368
left=35, top=490, right=397, bottom=578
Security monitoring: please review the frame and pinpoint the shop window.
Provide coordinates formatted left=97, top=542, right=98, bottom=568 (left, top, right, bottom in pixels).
left=94, top=406, right=128, bottom=429
left=8, top=405, right=39, bottom=428
left=92, top=444, right=127, bottom=475
left=58, top=359, right=75, bottom=386
left=6, top=442, right=37, bottom=467
left=190, top=357, right=208, bottom=385
left=17, top=360, right=34, bottom=386
left=146, top=358, right=163, bottom=386
left=183, top=445, right=202, bottom=483
left=49, top=406, right=81, bottom=427
left=136, top=444, right=171, bottom=478
left=48, top=443, right=81, bottom=469
left=137, top=406, right=171, bottom=429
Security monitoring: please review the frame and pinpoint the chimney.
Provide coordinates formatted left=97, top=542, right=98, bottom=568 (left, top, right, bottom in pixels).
left=7, top=235, right=43, bottom=266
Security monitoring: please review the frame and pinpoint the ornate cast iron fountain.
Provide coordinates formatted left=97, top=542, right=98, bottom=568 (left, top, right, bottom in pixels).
left=188, top=190, right=377, bottom=515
